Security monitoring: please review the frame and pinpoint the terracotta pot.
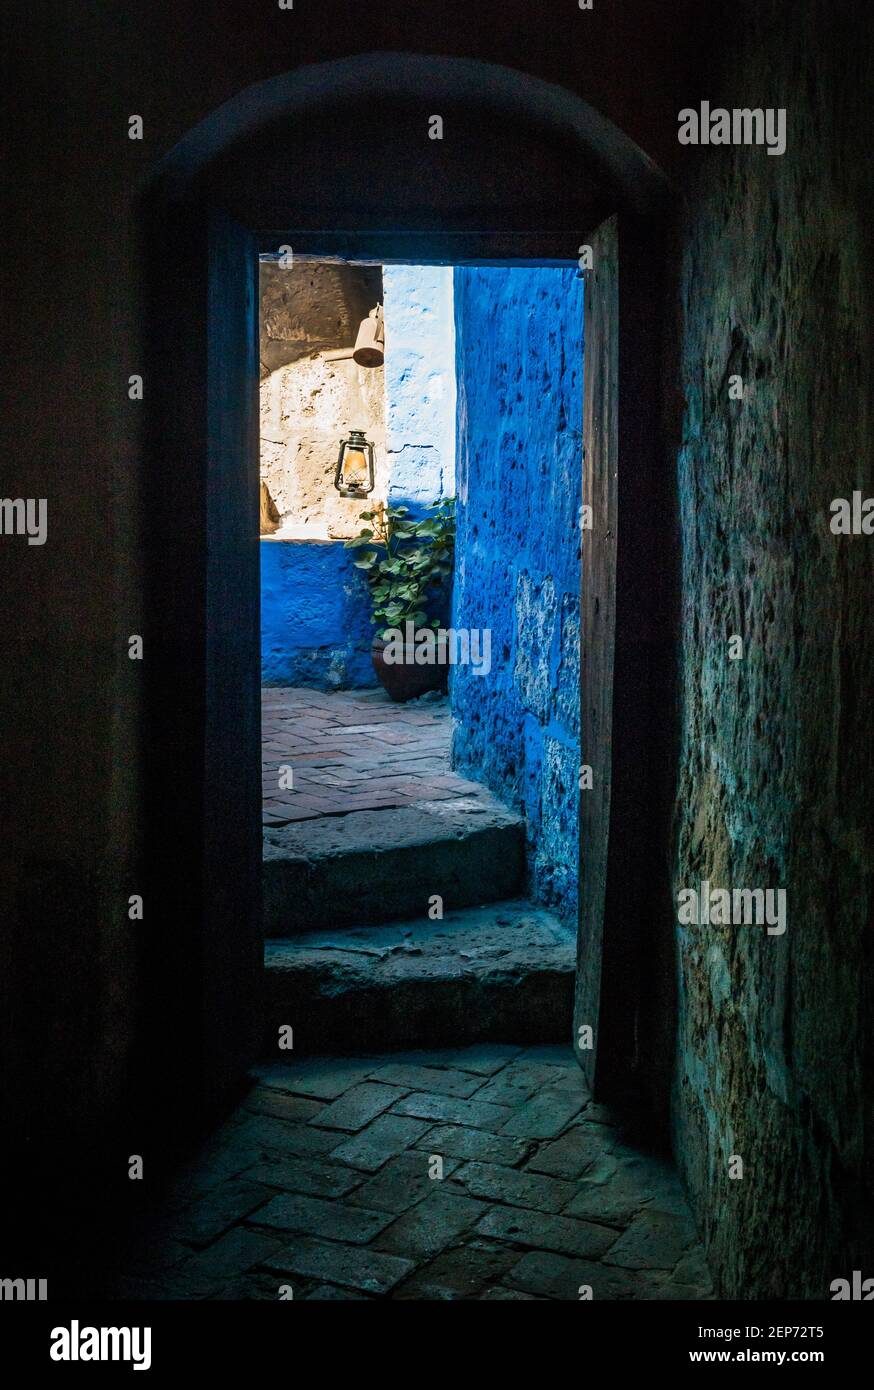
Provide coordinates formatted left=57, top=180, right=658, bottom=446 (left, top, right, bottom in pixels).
left=371, top=636, right=448, bottom=702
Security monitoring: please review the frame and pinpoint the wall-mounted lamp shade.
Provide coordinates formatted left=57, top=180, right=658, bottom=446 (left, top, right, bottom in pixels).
left=353, top=304, right=385, bottom=367
left=334, top=430, right=375, bottom=497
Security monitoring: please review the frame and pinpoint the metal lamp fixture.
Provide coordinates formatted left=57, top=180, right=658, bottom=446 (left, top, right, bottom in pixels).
left=334, top=429, right=375, bottom=497
left=323, top=305, right=385, bottom=368
left=353, top=304, right=385, bottom=367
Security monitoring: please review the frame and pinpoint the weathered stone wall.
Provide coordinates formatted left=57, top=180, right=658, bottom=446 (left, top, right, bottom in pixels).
left=452, top=267, right=584, bottom=921
left=672, top=0, right=874, bottom=1297
left=259, top=261, right=387, bottom=540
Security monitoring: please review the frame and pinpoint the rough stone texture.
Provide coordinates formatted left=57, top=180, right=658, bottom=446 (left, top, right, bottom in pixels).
left=602, top=1210, right=697, bottom=1271
left=305, top=1082, right=401, bottom=1133
left=259, top=261, right=387, bottom=538
left=265, top=1238, right=414, bottom=1296
left=372, top=1191, right=487, bottom=1260
left=260, top=261, right=383, bottom=377
left=263, top=796, right=524, bottom=934
left=504, top=1252, right=672, bottom=1302
left=448, top=1160, right=578, bottom=1213
left=393, top=1242, right=519, bottom=1299
left=474, top=1205, right=619, bottom=1260
left=251, top=1190, right=395, bottom=1244
left=243, top=1157, right=361, bottom=1199
left=260, top=542, right=376, bottom=688
left=383, top=265, right=456, bottom=513
left=347, top=1151, right=462, bottom=1215
left=672, top=0, right=874, bottom=1299
left=264, top=901, right=575, bottom=1053
left=452, top=267, right=584, bottom=921
left=329, top=1115, right=432, bottom=1172
left=414, top=1125, right=531, bottom=1167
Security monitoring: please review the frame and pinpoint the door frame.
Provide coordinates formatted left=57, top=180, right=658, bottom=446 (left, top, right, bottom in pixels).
left=140, top=53, right=676, bottom=1130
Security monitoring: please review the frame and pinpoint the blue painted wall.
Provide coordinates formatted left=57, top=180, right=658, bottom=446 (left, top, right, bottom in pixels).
left=260, top=540, right=377, bottom=688
left=451, top=266, right=584, bottom=922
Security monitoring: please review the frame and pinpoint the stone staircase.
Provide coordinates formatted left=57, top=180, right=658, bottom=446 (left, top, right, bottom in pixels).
left=261, top=688, right=576, bottom=1055
left=263, top=792, right=527, bottom=934
left=262, top=791, right=575, bottom=1054
left=264, top=898, right=576, bottom=1054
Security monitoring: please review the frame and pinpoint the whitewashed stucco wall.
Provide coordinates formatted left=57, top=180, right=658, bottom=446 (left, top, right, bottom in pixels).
left=383, top=265, right=456, bottom=511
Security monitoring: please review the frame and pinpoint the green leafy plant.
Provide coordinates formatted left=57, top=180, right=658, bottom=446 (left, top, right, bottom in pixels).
left=344, top=497, right=456, bottom=640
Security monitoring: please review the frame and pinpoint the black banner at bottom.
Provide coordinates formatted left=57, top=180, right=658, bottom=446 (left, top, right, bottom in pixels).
left=1, top=1298, right=869, bottom=1377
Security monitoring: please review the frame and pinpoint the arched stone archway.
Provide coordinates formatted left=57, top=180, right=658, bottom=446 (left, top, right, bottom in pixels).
left=151, top=52, right=670, bottom=216
left=140, top=51, right=677, bottom=1129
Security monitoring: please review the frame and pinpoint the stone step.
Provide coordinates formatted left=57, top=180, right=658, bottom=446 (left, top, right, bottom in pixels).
left=263, top=795, right=525, bottom=936
left=263, top=898, right=576, bottom=1054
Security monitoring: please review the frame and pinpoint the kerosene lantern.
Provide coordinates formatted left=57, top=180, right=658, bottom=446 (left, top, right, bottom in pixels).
left=334, top=429, right=375, bottom=497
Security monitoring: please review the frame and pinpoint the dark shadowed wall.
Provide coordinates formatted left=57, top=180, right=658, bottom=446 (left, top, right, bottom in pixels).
left=671, top=0, right=874, bottom=1298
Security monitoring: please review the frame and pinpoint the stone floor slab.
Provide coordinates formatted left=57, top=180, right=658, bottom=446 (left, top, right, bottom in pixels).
left=416, top=1124, right=532, bottom=1167
left=504, top=1251, right=668, bottom=1301
left=253, top=1057, right=378, bottom=1101
left=243, top=1157, right=364, bottom=1200
left=602, top=1209, right=698, bottom=1270
left=391, top=1242, right=519, bottom=1300
left=475, top=1205, right=619, bottom=1260
left=174, top=1227, right=285, bottom=1286
left=308, top=1082, right=403, bottom=1132
left=562, top=1170, right=650, bottom=1228
left=243, top=1087, right=324, bottom=1124
left=479, top=1286, right=539, bottom=1300
left=499, top=1087, right=587, bottom=1139
left=304, top=1284, right=373, bottom=1300
left=265, top=1237, right=414, bottom=1296
left=365, top=1061, right=486, bottom=1098
left=374, top=1191, right=488, bottom=1263
left=329, top=1114, right=433, bottom=1172
left=345, top=1151, right=460, bottom=1215
left=169, top=1180, right=275, bottom=1247
left=390, top=1091, right=515, bottom=1130
left=250, top=1191, right=394, bottom=1245
left=439, top=1043, right=525, bottom=1075
left=526, top=1126, right=611, bottom=1180
left=449, top=1161, right=578, bottom=1214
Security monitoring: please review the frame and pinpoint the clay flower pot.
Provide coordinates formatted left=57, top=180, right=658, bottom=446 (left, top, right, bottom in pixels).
left=371, top=634, right=448, bottom=702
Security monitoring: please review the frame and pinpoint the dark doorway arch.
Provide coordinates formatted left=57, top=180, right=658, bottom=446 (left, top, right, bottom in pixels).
left=140, top=51, right=677, bottom=1134
left=152, top=53, right=670, bottom=216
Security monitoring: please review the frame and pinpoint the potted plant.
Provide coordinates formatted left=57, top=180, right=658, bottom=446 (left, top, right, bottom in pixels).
left=345, top=497, right=455, bottom=702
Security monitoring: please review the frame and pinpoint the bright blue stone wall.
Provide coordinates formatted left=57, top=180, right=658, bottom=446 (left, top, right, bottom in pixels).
left=451, top=266, right=584, bottom=922
left=260, top=540, right=377, bottom=688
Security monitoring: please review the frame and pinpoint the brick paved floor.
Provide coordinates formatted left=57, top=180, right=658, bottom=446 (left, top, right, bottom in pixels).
left=262, top=687, right=491, bottom=828
left=110, top=1045, right=713, bottom=1301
